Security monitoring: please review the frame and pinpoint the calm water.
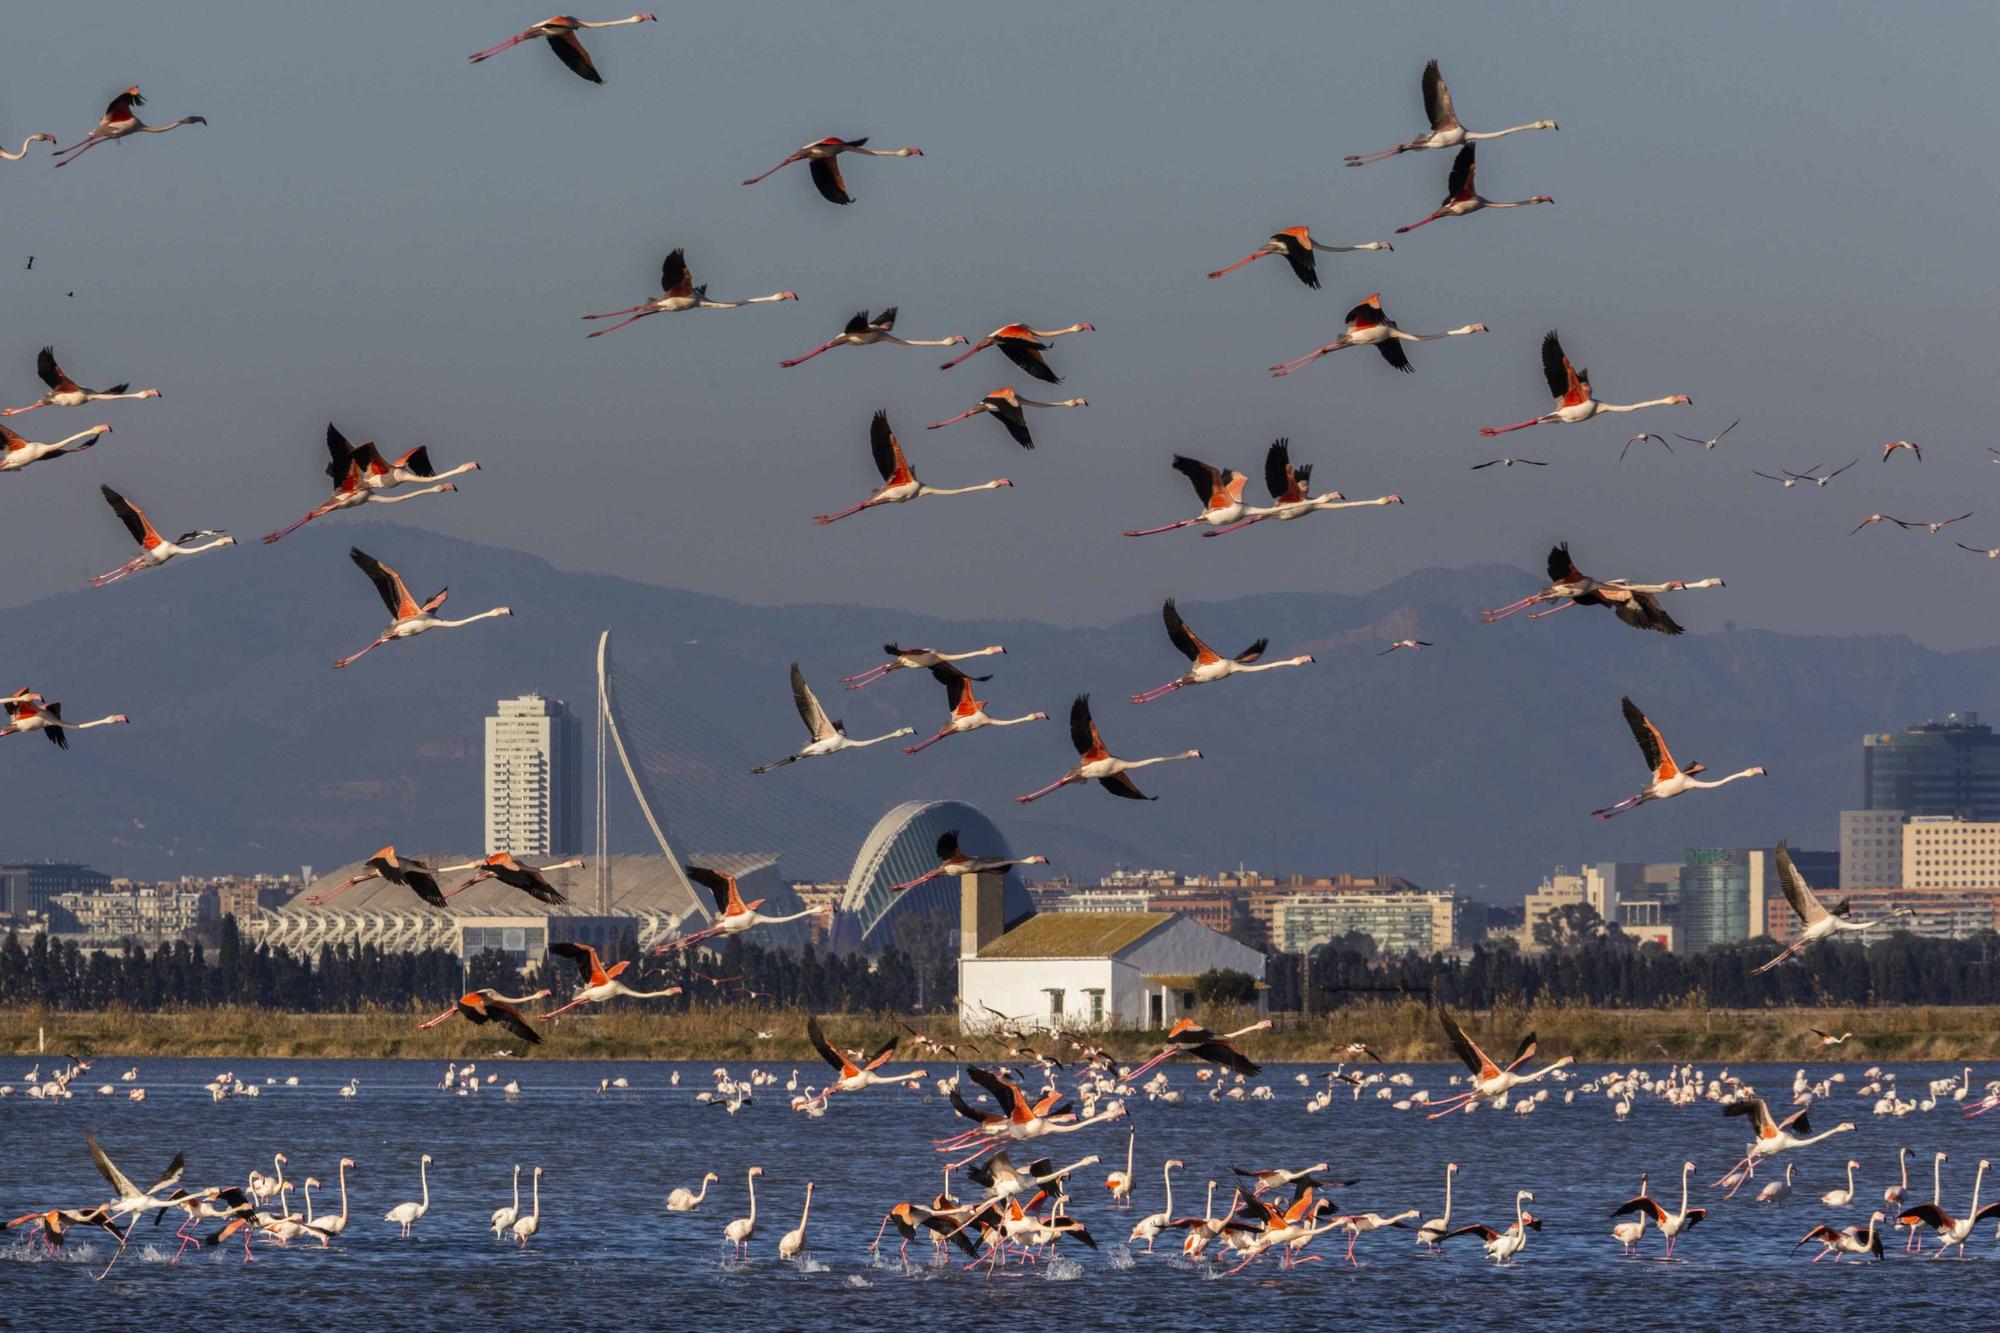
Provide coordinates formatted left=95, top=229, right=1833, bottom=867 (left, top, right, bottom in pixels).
left=1, top=1058, right=1992, bottom=1329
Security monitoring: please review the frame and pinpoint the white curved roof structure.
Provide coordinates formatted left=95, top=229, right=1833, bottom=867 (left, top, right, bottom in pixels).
left=834, top=800, right=1034, bottom=952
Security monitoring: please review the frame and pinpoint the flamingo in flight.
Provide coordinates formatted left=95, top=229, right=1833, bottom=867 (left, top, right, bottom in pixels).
left=1591, top=696, right=1765, bottom=819
left=781, top=308, right=965, bottom=368
left=1123, top=1018, right=1272, bottom=1084
left=1395, top=144, right=1552, bottom=233
left=1674, top=419, right=1740, bottom=451
left=1125, top=454, right=1248, bottom=536
left=307, top=847, right=449, bottom=908
left=1712, top=1096, right=1857, bottom=1196
left=1200, top=437, right=1405, bottom=536
left=52, top=88, right=206, bottom=168
left=332, top=547, right=513, bottom=669
left=1881, top=439, right=1921, bottom=462
left=814, top=410, right=1011, bottom=524
left=262, top=425, right=459, bottom=542
left=1269, top=294, right=1486, bottom=377
left=439, top=852, right=585, bottom=903
left=1344, top=60, right=1557, bottom=166
left=539, top=941, right=681, bottom=1018
left=649, top=862, right=830, bottom=953
left=751, top=662, right=914, bottom=772
left=2, top=347, right=160, bottom=416
left=468, top=14, right=657, bottom=83
left=324, top=423, right=480, bottom=491
left=742, top=136, right=924, bottom=204
left=939, top=323, right=1094, bottom=383
left=0, top=133, right=54, bottom=161
left=800, top=1014, right=925, bottom=1106
left=887, top=829, right=1049, bottom=894
left=1481, top=542, right=1722, bottom=634
left=1380, top=639, right=1431, bottom=655
left=1753, top=841, right=1912, bottom=973
left=1472, top=456, right=1546, bottom=469
left=1017, top=694, right=1200, bottom=804
left=416, top=990, right=548, bottom=1044
left=904, top=662, right=1047, bottom=753
left=0, top=420, right=111, bottom=474
left=927, top=388, right=1087, bottom=448
left=89, top=485, right=233, bottom=588
left=1480, top=331, right=1691, bottom=435
left=1422, top=1009, right=1572, bottom=1118
left=1620, top=433, right=1674, bottom=461
left=582, top=248, right=796, bottom=337
left=1131, top=598, right=1313, bottom=704
left=842, top=643, right=1004, bottom=690
left=0, top=696, right=128, bottom=748
left=1796, top=1213, right=1886, bottom=1263
left=1207, top=226, right=1392, bottom=288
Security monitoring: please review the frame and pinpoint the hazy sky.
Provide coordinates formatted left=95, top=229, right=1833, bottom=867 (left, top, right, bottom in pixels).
left=6, top=2, right=2000, bottom=648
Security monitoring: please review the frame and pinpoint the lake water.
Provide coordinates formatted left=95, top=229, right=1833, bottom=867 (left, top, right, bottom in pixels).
left=0, top=1058, right=1991, bottom=1329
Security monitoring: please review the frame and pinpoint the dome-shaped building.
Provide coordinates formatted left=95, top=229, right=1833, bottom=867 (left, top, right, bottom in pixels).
left=833, top=800, right=1035, bottom=953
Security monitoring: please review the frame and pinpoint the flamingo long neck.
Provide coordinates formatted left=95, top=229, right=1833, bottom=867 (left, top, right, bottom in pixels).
left=1514, top=1193, right=1526, bottom=1229
left=1597, top=396, right=1686, bottom=414
left=1685, top=768, right=1762, bottom=789
left=1202, top=1180, right=1214, bottom=1221
left=433, top=608, right=511, bottom=628
left=694, top=1176, right=712, bottom=1203
left=1485, top=197, right=1546, bottom=208
left=512, top=1166, right=521, bottom=1212
left=919, top=480, right=1010, bottom=497
left=55, top=427, right=110, bottom=449
left=844, top=730, right=908, bottom=748
left=274, top=1155, right=286, bottom=1194
left=579, top=14, right=652, bottom=28
left=1125, top=1130, right=1135, bottom=1179
left=798, top=1184, right=812, bottom=1229
left=747, top=1173, right=757, bottom=1225
left=1234, top=658, right=1312, bottom=674
left=1934, top=1155, right=1945, bottom=1203
left=419, top=1158, right=429, bottom=1213
left=752, top=908, right=822, bottom=926
left=1797, top=1125, right=1850, bottom=1148
left=3, top=138, right=45, bottom=160
left=1899, top=1152, right=1910, bottom=1192
left=616, top=981, right=681, bottom=999
left=1028, top=325, right=1091, bottom=337
left=302, top=1181, right=315, bottom=1224
left=1846, top=1161, right=1857, bottom=1194
left=528, top=1172, right=540, bottom=1221
left=1679, top=1166, right=1694, bottom=1220
left=1465, top=122, right=1553, bottom=142
left=988, top=712, right=1043, bottom=726
left=336, top=1163, right=349, bottom=1222
left=1121, top=752, right=1194, bottom=772
left=1970, top=1162, right=1988, bottom=1216
left=1442, top=1169, right=1454, bottom=1223
left=1162, top=1164, right=1174, bottom=1215
left=177, top=537, right=234, bottom=555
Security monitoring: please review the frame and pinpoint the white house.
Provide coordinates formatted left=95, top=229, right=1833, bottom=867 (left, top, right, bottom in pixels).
left=955, top=874, right=1266, bottom=1032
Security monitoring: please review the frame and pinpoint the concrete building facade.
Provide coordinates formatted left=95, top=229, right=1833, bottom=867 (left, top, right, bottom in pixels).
left=483, top=694, right=582, bottom=857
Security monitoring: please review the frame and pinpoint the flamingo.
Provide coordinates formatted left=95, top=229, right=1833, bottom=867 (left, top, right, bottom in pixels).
left=1900, top=1151, right=1949, bottom=1251
left=1479, top=330, right=1691, bottom=435
left=1105, top=1127, right=1137, bottom=1207
left=1714, top=1096, right=1857, bottom=1196
left=262, top=427, right=460, bottom=542
left=649, top=861, right=829, bottom=952
left=1820, top=1160, right=1861, bottom=1209
left=750, top=662, right=914, bottom=772
left=777, top=1182, right=813, bottom=1260
left=1446, top=1190, right=1539, bottom=1264
left=1675, top=420, right=1741, bottom=450
left=309, top=847, right=449, bottom=908
left=1346, top=60, right=1556, bottom=165
left=1795, top=1212, right=1885, bottom=1262
left=723, top=1167, right=762, bottom=1258
left=935, top=1067, right=1124, bottom=1167
left=490, top=1166, right=521, bottom=1240
left=780, top=308, right=965, bottom=367
left=814, top=410, right=1011, bottom=525
left=1017, top=694, right=1200, bottom=803
left=332, top=547, right=512, bottom=669
left=52, top=88, right=206, bottom=168
left=1620, top=432, right=1674, bottom=461
left=802, top=1014, right=925, bottom=1104
left=1472, top=456, right=1547, bottom=469
left=1956, top=542, right=2000, bottom=559
left=1612, top=1173, right=1649, bottom=1255
left=1128, top=1159, right=1184, bottom=1253
left=1756, top=1163, right=1798, bottom=1205
left=886, top=828, right=1049, bottom=894
left=1899, top=1158, right=2000, bottom=1257
left=165, top=1187, right=250, bottom=1263
left=88, top=485, right=233, bottom=587
left=5, top=1206, right=127, bottom=1261
left=383, top=1155, right=430, bottom=1237
left=247, top=1153, right=287, bottom=1207
left=926, top=387, right=1088, bottom=449
left=1269, top=293, right=1485, bottom=377
left=1395, top=145, right=1552, bottom=232
left=1885, top=1147, right=1912, bottom=1211
left=842, top=643, right=1003, bottom=690
left=0, top=420, right=112, bottom=473
left=1753, top=467, right=1818, bottom=489
left=538, top=941, right=681, bottom=1017
left=511, top=1167, right=542, bottom=1248
left=2, top=347, right=160, bottom=415
left=1590, top=695, right=1765, bottom=820
left=1223, top=1187, right=1332, bottom=1272
left=1131, top=598, right=1313, bottom=703
left=1334, top=1209, right=1419, bottom=1265
left=1481, top=542, right=1722, bottom=635
left=1781, top=461, right=1857, bottom=487
left=904, top=661, right=1047, bottom=753
left=1423, top=1010, right=1573, bottom=1118
left=329, top=425, right=481, bottom=491
left=85, top=1132, right=185, bottom=1273
left=416, top=990, right=546, bottom=1045
left=439, top=852, right=585, bottom=903
left=667, top=1172, right=719, bottom=1212
left=0, top=133, right=54, bottom=161
left=0, top=696, right=129, bottom=748
left=1754, top=841, right=1912, bottom=973
left=302, top=1160, right=351, bottom=1243
left=741, top=137, right=923, bottom=204
left=1612, top=1162, right=1706, bottom=1258
left=1200, top=437, right=1406, bottom=536
left=1124, top=1018, right=1271, bottom=1083
left=938, top=323, right=1094, bottom=383
left=1206, top=225, right=1392, bottom=288
left=1881, top=439, right=1922, bottom=462
left=1125, top=453, right=1249, bottom=535
left=1859, top=511, right=1972, bottom=535
left=467, top=14, right=656, bottom=82
left=1416, top=1162, right=1458, bottom=1250
left=581, top=247, right=796, bottom=337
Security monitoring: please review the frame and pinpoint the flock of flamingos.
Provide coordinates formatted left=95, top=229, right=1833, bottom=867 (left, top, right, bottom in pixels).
left=3, top=14, right=1992, bottom=1291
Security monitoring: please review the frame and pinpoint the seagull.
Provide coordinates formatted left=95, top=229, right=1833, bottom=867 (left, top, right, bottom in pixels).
left=1784, top=461, right=1856, bottom=487
left=1754, top=469, right=1817, bottom=489
left=1851, top=514, right=1908, bottom=534
left=1379, top=639, right=1431, bottom=655
left=1910, top=513, right=1973, bottom=534
left=1470, top=457, right=1546, bottom=469
left=1881, top=440, right=1922, bottom=462
left=1619, top=433, right=1673, bottom=461
left=1956, top=543, right=2000, bottom=559
left=1674, top=420, right=1740, bottom=450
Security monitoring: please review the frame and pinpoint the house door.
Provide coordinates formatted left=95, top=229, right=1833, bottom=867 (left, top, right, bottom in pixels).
left=1149, top=992, right=1163, bottom=1027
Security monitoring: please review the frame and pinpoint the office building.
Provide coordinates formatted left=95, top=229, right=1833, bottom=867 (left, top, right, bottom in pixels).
left=1678, top=848, right=1767, bottom=954
left=1842, top=809, right=1905, bottom=889
left=1863, top=712, right=2000, bottom=820
left=1271, top=890, right=1459, bottom=957
left=0, top=862, right=112, bottom=919
left=1903, top=816, right=2000, bottom=889
left=483, top=694, right=582, bottom=857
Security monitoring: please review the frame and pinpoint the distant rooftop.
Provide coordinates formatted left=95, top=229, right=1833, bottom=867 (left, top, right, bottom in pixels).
left=976, top=911, right=1173, bottom=960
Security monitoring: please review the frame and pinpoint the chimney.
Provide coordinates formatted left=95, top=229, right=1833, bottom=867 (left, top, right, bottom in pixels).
left=960, top=870, right=1005, bottom=959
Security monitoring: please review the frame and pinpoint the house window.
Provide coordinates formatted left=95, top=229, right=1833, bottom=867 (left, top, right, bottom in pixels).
left=1086, top=990, right=1105, bottom=1024
left=1180, top=991, right=1195, bottom=1012
left=1045, top=988, right=1065, bottom=1022
left=1150, top=993, right=1164, bottom=1027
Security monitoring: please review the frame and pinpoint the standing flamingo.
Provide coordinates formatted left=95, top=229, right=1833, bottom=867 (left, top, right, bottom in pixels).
left=751, top=662, right=914, bottom=771
left=467, top=14, right=656, bottom=82
left=1206, top=226, right=1392, bottom=288
left=742, top=137, right=923, bottom=204
left=1016, top=694, right=1201, bottom=803
left=1269, top=294, right=1485, bottom=377
left=814, top=411, right=1011, bottom=524
left=490, top=1166, right=521, bottom=1240
left=938, top=323, right=1094, bottom=383
left=887, top=829, right=1049, bottom=894
left=842, top=643, right=1003, bottom=690
left=383, top=1155, right=430, bottom=1238
left=1201, top=438, right=1406, bottom=536
left=1344, top=60, right=1557, bottom=166
left=649, top=862, right=830, bottom=952
left=1416, top=1162, right=1458, bottom=1251
left=926, top=388, right=1087, bottom=448
left=539, top=941, right=681, bottom=1018
left=1131, top=598, right=1313, bottom=703
left=1611, top=1162, right=1706, bottom=1259
left=332, top=548, right=511, bottom=669
left=2, top=348, right=160, bottom=415
left=511, top=1168, right=542, bottom=1248
left=1480, top=331, right=1691, bottom=435
left=1125, top=454, right=1248, bottom=536
left=1591, top=696, right=1766, bottom=819
left=439, top=852, right=584, bottom=903
left=0, top=420, right=111, bottom=473
left=777, top=1183, right=814, bottom=1260
left=1395, top=144, right=1552, bottom=232
left=52, top=88, right=206, bottom=168
left=0, top=134, right=54, bottom=161
left=0, top=697, right=128, bottom=748
left=1754, top=841, right=1913, bottom=973
left=88, top=486, right=233, bottom=587
left=904, top=662, right=1046, bottom=753
left=780, top=308, right=965, bottom=367
left=582, top=248, right=797, bottom=337
left=667, top=1173, right=719, bottom=1212
left=723, top=1168, right=762, bottom=1258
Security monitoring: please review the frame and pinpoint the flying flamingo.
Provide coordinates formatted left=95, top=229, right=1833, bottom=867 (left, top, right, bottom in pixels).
left=1620, top=432, right=1673, bottom=460
left=887, top=829, right=1049, bottom=894
left=0, top=696, right=128, bottom=748
left=262, top=428, right=459, bottom=542
left=1957, top=543, right=2000, bottom=559
left=1017, top=694, right=1200, bottom=804
left=467, top=14, right=656, bottom=82
left=1479, top=330, right=1691, bottom=435
left=1199, top=437, right=1406, bottom=535
left=1481, top=542, right=1722, bottom=635
left=939, top=323, right=1094, bottom=383
left=1611, top=1162, right=1706, bottom=1259
left=383, top=1155, right=430, bottom=1238
left=1422, top=1009, right=1573, bottom=1118
left=332, top=547, right=512, bottom=669
left=416, top=990, right=547, bottom=1044
left=1755, top=842, right=1912, bottom=973
left=538, top=941, right=681, bottom=1017
left=742, top=137, right=924, bottom=204
left=1206, top=226, right=1392, bottom=288
left=842, top=642, right=1003, bottom=690
left=88, top=485, right=233, bottom=588
left=927, top=387, right=1088, bottom=448
left=1344, top=60, right=1557, bottom=166
left=904, top=662, right=1047, bottom=753
left=1778, top=461, right=1857, bottom=488
left=582, top=248, right=797, bottom=337
left=751, top=662, right=914, bottom=772
left=1131, top=598, right=1313, bottom=703
left=2, top=347, right=160, bottom=415
left=0, top=133, right=54, bottom=161
left=439, top=852, right=585, bottom=903
left=1379, top=639, right=1431, bottom=655
left=649, top=862, right=830, bottom=952
left=308, top=847, right=449, bottom=908
left=1125, top=454, right=1248, bottom=535
left=79, top=1133, right=184, bottom=1278
left=1881, top=439, right=1922, bottom=462
left=1674, top=419, right=1740, bottom=450
left=1395, top=144, right=1552, bottom=232
left=1268, top=294, right=1486, bottom=377
left=802, top=1014, right=925, bottom=1106
left=780, top=308, right=965, bottom=367
left=1795, top=1212, right=1885, bottom=1263
left=1590, top=696, right=1765, bottom=820
left=0, top=420, right=111, bottom=473
left=1713, top=1095, right=1856, bottom=1197
left=331, top=425, right=481, bottom=490
left=52, top=88, right=206, bottom=168
left=1123, top=1018, right=1272, bottom=1083
left=814, top=410, right=1011, bottom=524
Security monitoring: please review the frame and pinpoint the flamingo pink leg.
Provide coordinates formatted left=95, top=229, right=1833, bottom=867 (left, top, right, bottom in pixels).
left=904, top=730, right=954, bottom=754
left=469, top=33, right=534, bottom=61
left=585, top=310, right=657, bottom=338
left=332, top=636, right=392, bottom=670
left=1269, top=343, right=1347, bottom=376
left=53, top=139, right=110, bottom=168
left=938, top=343, right=987, bottom=371
left=1131, top=680, right=1185, bottom=704
left=1016, top=775, right=1079, bottom=804
left=1478, top=418, right=1549, bottom=437
left=1200, top=515, right=1270, bottom=537
left=1395, top=212, right=1447, bottom=234
left=1206, top=252, right=1268, bottom=279
left=440, top=874, right=494, bottom=901
left=539, top=995, right=593, bottom=1020
left=1525, top=599, right=1579, bottom=620
left=416, top=1004, right=462, bottom=1030
left=741, top=156, right=804, bottom=185
left=1123, top=518, right=1196, bottom=537
left=262, top=504, right=336, bottom=544
left=887, top=869, right=944, bottom=894
left=814, top=500, right=877, bottom=525
left=1347, top=144, right=1410, bottom=166
left=780, top=339, right=843, bottom=368
left=90, top=560, right=147, bottom=588
left=926, top=409, right=984, bottom=430
left=1480, top=594, right=1548, bottom=621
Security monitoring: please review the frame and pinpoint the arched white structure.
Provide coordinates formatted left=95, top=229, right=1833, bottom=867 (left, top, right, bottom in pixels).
left=833, top=800, right=1034, bottom=953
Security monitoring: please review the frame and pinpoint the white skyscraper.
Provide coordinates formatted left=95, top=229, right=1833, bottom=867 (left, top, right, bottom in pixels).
left=484, top=694, right=581, bottom=856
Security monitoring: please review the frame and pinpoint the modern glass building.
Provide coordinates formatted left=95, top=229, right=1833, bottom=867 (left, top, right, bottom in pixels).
left=1678, top=848, right=1767, bottom=954
left=1863, top=713, right=2000, bottom=821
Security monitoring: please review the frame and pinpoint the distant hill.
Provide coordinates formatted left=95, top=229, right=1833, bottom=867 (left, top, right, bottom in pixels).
left=7, top=521, right=1994, bottom=896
